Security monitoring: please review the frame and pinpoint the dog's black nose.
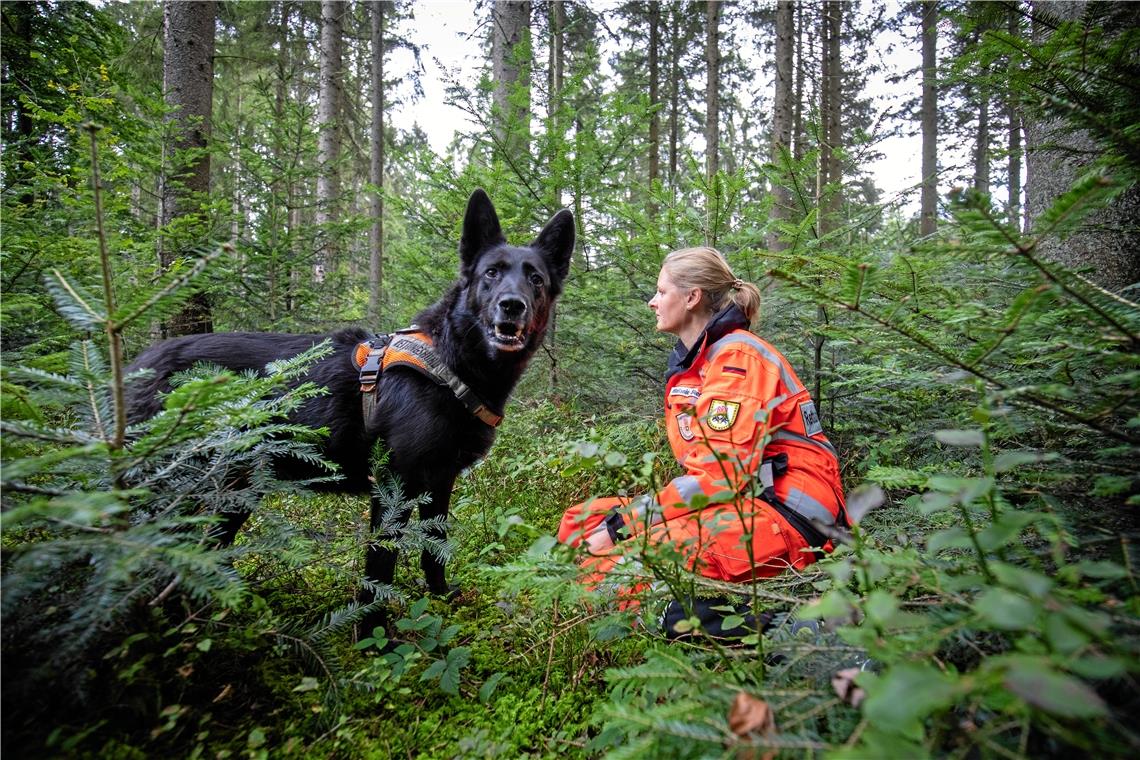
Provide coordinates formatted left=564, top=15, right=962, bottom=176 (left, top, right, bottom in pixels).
left=498, top=298, right=526, bottom=320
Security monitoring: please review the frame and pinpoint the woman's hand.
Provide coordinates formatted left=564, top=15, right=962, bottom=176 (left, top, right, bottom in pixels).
left=584, top=525, right=615, bottom=554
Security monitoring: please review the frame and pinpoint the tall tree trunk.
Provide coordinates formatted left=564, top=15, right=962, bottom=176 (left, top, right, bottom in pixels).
left=668, top=5, right=681, bottom=183
left=920, top=0, right=938, bottom=236
left=813, top=0, right=842, bottom=405
left=368, top=0, right=385, bottom=323
left=547, top=0, right=566, bottom=393
left=550, top=0, right=565, bottom=121
left=1006, top=4, right=1023, bottom=229
left=648, top=0, right=660, bottom=190
left=825, top=0, right=841, bottom=217
left=315, top=0, right=343, bottom=284
left=816, top=1, right=841, bottom=234
left=768, top=0, right=794, bottom=252
left=973, top=83, right=990, bottom=196
left=491, top=0, right=532, bottom=160
left=160, top=0, right=215, bottom=336
left=792, top=1, right=806, bottom=161
left=704, top=0, right=721, bottom=184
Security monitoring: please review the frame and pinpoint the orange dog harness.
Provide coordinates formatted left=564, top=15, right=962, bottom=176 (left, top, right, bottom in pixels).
left=351, top=327, right=503, bottom=428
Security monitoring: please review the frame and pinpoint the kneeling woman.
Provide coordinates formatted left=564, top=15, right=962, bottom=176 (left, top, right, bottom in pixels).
left=558, top=247, right=847, bottom=600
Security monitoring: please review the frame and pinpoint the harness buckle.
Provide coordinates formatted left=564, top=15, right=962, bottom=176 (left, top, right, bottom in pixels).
left=357, top=335, right=391, bottom=392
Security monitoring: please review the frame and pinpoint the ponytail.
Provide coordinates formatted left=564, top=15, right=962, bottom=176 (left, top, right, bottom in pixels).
left=662, top=247, right=762, bottom=323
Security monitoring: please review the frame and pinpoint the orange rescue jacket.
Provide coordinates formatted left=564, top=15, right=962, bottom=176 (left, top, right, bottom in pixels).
left=628, top=306, right=846, bottom=552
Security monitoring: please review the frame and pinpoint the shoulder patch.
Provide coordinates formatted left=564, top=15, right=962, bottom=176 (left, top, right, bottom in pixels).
left=675, top=412, right=696, bottom=441
left=799, top=400, right=824, bottom=437
left=669, top=385, right=701, bottom=400
left=707, top=399, right=740, bottom=432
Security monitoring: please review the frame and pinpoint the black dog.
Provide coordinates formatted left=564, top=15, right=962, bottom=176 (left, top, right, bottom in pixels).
left=127, top=189, right=574, bottom=630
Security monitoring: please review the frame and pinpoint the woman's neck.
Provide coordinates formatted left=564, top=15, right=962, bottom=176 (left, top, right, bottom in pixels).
left=677, top=313, right=712, bottom=351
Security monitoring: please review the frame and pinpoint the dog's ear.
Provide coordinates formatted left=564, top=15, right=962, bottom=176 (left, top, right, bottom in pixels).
left=460, top=189, right=506, bottom=271
left=531, top=209, right=575, bottom=284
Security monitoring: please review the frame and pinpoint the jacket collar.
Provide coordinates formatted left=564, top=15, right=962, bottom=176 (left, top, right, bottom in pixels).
left=665, top=304, right=750, bottom=382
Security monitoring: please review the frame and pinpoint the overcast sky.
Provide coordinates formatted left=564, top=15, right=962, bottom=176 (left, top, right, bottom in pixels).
left=387, top=1, right=930, bottom=214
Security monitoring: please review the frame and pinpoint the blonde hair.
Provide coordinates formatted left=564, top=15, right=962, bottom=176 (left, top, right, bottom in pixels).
left=662, top=246, right=762, bottom=323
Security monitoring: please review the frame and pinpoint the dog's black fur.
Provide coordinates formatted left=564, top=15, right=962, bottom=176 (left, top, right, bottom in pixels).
left=126, top=190, right=574, bottom=629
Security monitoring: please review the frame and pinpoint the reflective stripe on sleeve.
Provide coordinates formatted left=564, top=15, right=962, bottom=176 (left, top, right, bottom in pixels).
left=771, top=429, right=839, bottom=459
left=671, top=475, right=703, bottom=504
left=785, top=486, right=838, bottom=527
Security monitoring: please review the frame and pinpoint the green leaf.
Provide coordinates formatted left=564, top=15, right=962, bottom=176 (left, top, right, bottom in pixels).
left=863, top=663, right=959, bottom=739
left=990, top=562, right=1053, bottom=599
left=927, top=527, right=973, bottom=553
left=994, top=450, right=1055, bottom=473
left=798, top=590, right=854, bottom=620
left=1045, top=614, right=1090, bottom=655
left=420, top=659, right=446, bottom=682
left=1072, top=560, right=1129, bottom=580
left=478, top=672, right=506, bottom=704
left=974, top=588, right=1038, bottom=630
left=978, top=512, right=1048, bottom=552
left=292, top=676, right=320, bottom=693
left=1004, top=665, right=1108, bottom=718
left=721, top=614, right=746, bottom=630
left=934, top=429, right=985, bottom=447
left=603, top=451, right=627, bottom=467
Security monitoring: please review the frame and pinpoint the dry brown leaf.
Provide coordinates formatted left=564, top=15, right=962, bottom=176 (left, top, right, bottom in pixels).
left=728, top=690, right=778, bottom=760
left=831, top=667, right=866, bottom=708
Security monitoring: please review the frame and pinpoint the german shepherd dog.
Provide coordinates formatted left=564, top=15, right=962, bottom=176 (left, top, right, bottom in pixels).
left=127, top=190, right=574, bottom=631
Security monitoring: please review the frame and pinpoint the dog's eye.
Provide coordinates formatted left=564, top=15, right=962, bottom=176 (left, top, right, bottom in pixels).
left=484, top=267, right=499, bottom=279
left=529, top=273, right=544, bottom=287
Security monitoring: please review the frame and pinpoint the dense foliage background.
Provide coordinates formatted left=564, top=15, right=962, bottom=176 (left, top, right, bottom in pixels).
left=2, top=1, right=1138, bottom=758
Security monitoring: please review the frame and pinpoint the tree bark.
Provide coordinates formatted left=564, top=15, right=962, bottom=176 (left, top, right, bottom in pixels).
left=368, top=0, right=385, bottom=323
left=704, top=0, right=721, bottom=184
left=768, top=0, right=794, bottom=252
left=973, top=83, right=989, bottom=196
left=826, top=1, right=842, bottom=221
left=160, top=0, right=216, bottom=335
left=920, top=0, right=938, bottom=236
left=492, top=0, right=532, bottom=160
left=648, top=0, right=660, bottom=189
left=817, top=1, right=841, bottom=235
left=668, top=5, right=681, bottom=182
left=315, top=0, right=343, bottom=284
left=550, top=0, right=565, bottom=120
left=793, top=1, right=806, bottom=161
left=1007, top=5, right=1023, bottom=229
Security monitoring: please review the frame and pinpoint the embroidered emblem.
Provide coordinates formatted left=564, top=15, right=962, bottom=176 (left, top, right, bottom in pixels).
left=669, top=385, right=701, bottom=400
left=675, top=413, right=695, bottom=441
left=707, top=399, right=740, bottom=431
left=799, top=400, right=824, bottom=437
left=723, top=365, right=747, bottom=376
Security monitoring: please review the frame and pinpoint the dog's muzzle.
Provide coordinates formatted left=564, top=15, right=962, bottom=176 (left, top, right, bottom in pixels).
left=489, top=298, right=528, bottom=351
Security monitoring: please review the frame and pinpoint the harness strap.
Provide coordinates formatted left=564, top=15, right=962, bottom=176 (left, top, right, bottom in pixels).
left=352, top=328, right=503, bottom=428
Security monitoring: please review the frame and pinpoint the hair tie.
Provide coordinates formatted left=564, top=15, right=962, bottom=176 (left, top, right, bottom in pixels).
left=732, top=278, right=744, bottom=290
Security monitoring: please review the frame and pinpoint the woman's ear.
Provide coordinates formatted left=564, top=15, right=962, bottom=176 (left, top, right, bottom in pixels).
left=686, top=287, right=703, bottom=311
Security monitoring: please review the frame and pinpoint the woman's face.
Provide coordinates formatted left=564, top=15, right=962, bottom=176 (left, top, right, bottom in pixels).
left=648, top=267, right=694, bottom=337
